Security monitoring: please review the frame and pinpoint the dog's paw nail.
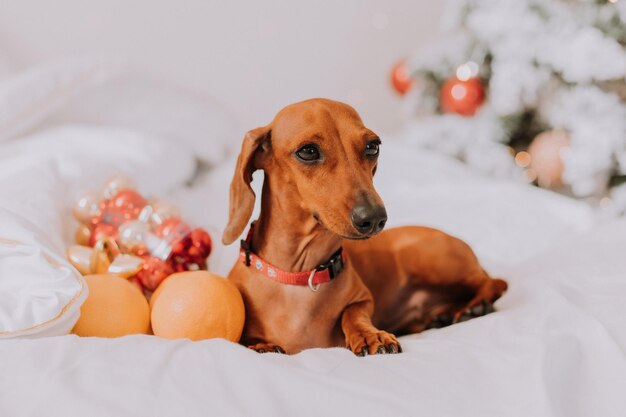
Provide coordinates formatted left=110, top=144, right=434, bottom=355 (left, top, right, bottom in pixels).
left=427, top=318, right=443, bottom=329
left=257, top=349, right=266, bottom=353
left=458, top=314, right=472, bottom=323
left=471, top=304, right=485, bottom=316
left=484, top=302, right=495, bottom=314
left=438, top=315, right=453, bottom=326
left=357, top=347, right=368, bottom=357
left=387, top=344, right=398, bottom=354
left=274, top=346, right=285, bottom=354
left=377, top=346, right=387, bottom=354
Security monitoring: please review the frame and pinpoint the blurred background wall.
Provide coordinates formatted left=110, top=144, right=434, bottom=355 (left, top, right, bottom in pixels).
left=0, top=0, right=444, bottom=133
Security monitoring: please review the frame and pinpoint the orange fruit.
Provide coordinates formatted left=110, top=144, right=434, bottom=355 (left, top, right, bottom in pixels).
left=73, top=274, right=150, bottom=337
left=150, top=271, right=245, bottom=342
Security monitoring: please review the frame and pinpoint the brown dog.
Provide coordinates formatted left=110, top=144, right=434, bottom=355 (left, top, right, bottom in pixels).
left=222, top=98, right=507, bottom=355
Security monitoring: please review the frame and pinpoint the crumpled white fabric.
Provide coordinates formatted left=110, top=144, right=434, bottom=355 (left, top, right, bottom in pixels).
left=0, top=157, right=85, bottom=337
left=0, top=203, right=624, bottom=417
left=0, top=208, right=85, bottom=337
left=0, top=57, right=239, bottom=164
left=0, top=59, right=235, bottom=337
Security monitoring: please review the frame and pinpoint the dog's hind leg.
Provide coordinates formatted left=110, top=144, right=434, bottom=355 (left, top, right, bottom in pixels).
left=450, top=275, right=507, bottom=323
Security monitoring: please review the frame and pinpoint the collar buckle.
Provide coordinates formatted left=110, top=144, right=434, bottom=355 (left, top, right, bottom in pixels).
left=318, top=249, right=344, bottom=279
left=240, top=238, right=252, bottom=267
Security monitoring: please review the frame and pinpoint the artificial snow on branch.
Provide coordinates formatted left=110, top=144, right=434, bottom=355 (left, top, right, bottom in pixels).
left=399, top=0, right=626, bottom=214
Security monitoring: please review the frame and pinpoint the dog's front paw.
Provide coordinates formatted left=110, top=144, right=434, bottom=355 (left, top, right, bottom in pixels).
left=247, top=342, right=286, bottom=354
left=345, top=330, right=401, bottom=356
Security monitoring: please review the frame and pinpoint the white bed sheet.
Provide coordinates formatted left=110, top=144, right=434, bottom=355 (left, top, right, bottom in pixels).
left=1, top=211, right=625, bottom=417
left=1, top=60, right=625, bottom=417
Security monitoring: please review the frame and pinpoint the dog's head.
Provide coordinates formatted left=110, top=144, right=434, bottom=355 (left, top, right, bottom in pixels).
left=222, top=98, right=386, bottom=245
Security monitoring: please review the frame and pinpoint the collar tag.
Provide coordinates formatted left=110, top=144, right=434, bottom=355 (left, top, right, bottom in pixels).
left=307, top=270, right=320, bottom=292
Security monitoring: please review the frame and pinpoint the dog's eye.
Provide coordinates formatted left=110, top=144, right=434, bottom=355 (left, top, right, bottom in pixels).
left=365, top=139, right=380, bottom=158
left=295, top=144, right=321, bottom=162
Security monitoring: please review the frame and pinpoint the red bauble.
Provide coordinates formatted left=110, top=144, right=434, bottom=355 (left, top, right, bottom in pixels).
left=390, top=60, right=413, bottom=96
left=135, top=256, right=174, bottom=291
left=189, top=228, right=212, bottom=258
left=440, top=76, right=485, bottom=116
left=166, top=227, right=212, bottom=272
left=89, top=223, right=119, bottom=246
left=104, top=189, right=147, bottom=224
left=155, top=217, right=191, bottom=241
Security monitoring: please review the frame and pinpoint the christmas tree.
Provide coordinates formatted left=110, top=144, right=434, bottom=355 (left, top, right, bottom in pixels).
left=394, top=0, right=626, bottom=214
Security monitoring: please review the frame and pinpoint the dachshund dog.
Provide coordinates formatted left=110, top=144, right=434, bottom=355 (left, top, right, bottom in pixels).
left=222, top=98, right=507, bottom=355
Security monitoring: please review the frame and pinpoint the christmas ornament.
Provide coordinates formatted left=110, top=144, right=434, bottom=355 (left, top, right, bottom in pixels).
left=455, top=61, right=480, bottom=82
left=71, top=177, right=213, bottom=294
left=168, top=227, right=213, bottom=272
left=101, top=189, right=147, bottom=225
left=135, top=257, right=175, bottom=291
left=527, top=130, right=571, bottom=188
left=108, top=254, right=145, bottom=278
left=90, top=223, right=119, bottom=246
left=101, top=175, right=137, bottom=200
left=148, top=200, right=180, bottom=226
left=73, top=191, right=102, bottom=224
left=118, top=220, right=152, bottom=251
left=72, top=274, right=150, bottom=338
left=150, top=271, right=245, bottom=342
left=67, top=245, right=96, bottom=275
left=390, top=60, right=413, bottom=96
left=398, top=0, right=626, bottom=214
left=154, top=217, right=191, bottom=239
left=75, top=224, right=92, bottom=246
left=440, top=76, right=485, bottom=116
left=67, top=238, right=144, bottom=278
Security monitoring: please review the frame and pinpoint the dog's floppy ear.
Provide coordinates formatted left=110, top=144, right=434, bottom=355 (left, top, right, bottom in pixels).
left=222, top=126, right=270, bottom=245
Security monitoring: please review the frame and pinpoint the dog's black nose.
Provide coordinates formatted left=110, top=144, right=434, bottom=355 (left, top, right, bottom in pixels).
left=351, top=204, right=387, bottom=236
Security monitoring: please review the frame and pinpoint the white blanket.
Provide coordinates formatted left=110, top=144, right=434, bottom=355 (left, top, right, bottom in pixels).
left=1, top=61, right=625, bottom=417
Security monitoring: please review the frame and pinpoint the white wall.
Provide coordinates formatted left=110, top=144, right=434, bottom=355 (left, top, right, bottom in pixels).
left=0, top=0, right=444, bottom=133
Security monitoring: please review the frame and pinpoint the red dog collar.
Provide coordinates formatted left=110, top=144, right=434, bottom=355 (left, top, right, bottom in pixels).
left=240, top=222, right=346, bottom=291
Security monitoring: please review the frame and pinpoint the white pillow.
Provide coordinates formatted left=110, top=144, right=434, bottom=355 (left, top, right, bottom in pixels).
left=0, top=163, right=86, bottom=338
left=0, top=208, right=86, bottom=338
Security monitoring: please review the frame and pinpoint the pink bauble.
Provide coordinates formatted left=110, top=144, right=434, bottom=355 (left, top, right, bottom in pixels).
left=527, top=130, right=570, bottom=188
